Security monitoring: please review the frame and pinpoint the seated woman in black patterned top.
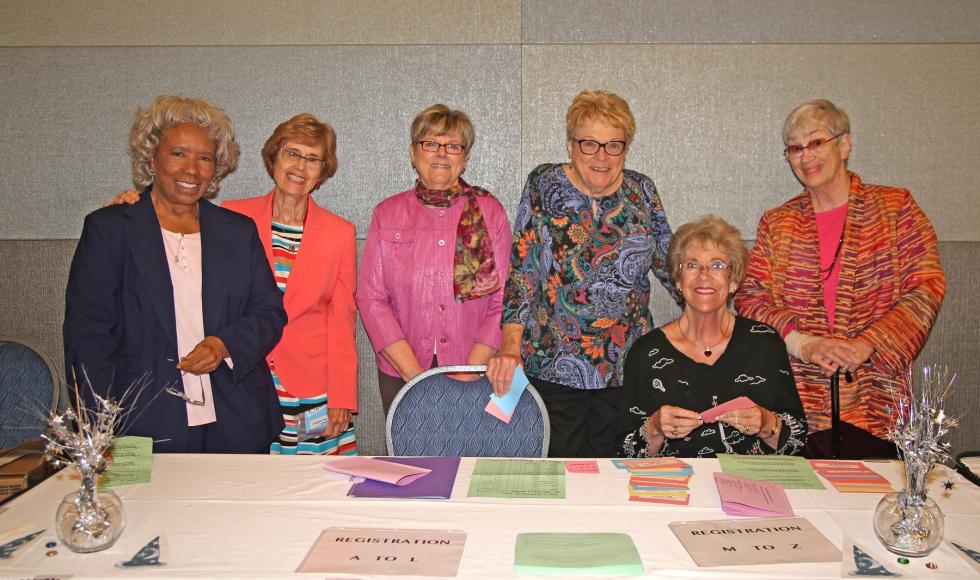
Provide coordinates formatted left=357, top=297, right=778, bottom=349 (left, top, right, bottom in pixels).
left=618, top=216, right=807, bottom=458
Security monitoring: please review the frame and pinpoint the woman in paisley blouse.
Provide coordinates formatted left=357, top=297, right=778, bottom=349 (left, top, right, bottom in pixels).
left=619, top=216, right=807, bottom=458
left=487, top=90, right=678, bottom=458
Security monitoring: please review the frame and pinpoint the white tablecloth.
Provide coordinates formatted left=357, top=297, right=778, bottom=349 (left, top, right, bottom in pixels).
left=1, top=455, right=977, bottom=579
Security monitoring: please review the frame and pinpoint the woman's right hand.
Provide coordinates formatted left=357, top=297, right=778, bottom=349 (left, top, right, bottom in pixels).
left=647, top=405, right=702, bottom=440
left=103, top=189, right=141, bottom=207
left=486, top=352, right=521, bottom=397
left=800, top=337, right=858, bottom=376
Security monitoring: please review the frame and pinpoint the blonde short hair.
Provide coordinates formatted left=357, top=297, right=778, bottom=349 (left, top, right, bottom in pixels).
left=668, top=215, right=748, bottom=287
left=783, top=99, right=851, bottom=144
left=129, top=95, right=239, bottom=199
left=565, top=90, right=637, bottom=147
left=261, top=113, right=338, bottom=182
left=410, top=104, right=475, bottom=152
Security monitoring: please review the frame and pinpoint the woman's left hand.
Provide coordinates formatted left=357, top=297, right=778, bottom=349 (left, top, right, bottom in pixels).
left=177, top=336, right=229, bottom=375
left=324, top=408, right=352, bottom=439
left=718, top=406, right=766, bottom=436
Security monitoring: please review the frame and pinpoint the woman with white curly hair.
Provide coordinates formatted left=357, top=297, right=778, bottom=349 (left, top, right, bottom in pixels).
left=64, top=95, right=287, bottom=453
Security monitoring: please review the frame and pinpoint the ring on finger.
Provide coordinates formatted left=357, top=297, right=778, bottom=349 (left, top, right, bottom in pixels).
left=671, top=426, right=678, bottom=436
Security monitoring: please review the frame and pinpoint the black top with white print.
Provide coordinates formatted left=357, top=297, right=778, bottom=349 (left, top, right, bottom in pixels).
left=618, top=316, right=807, bottom=458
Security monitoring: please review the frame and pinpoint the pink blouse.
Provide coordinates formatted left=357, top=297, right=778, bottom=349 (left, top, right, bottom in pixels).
left=356, top=188, right=511, bottom=377
left=161, top=229, right=216, bottom=426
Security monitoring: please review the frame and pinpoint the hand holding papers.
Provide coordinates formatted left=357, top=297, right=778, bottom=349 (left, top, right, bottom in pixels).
left=324, top=456, right=431, bottom=486
left=713, top=472, right=794, bottom=517
left=700, top=396, right=757, bottom=423
left=485, top=366, right=530, bottom=423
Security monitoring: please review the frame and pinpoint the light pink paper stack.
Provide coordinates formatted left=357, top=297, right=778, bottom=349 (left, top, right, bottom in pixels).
left=713, top=472, right=794, bottom=517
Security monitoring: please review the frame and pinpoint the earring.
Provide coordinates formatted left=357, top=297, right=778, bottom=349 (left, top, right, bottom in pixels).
left=148, top=169, right=155, bottom=177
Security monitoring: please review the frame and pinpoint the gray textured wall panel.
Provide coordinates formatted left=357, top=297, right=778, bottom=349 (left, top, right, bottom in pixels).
left=521, top=44, right=980, bottom=242
left=2, top=240, right=974, bottom=455
left=0, top=45, right=522, bottom=239
left=0, top=0, right=521, bottom=46
left=915, top=243, right=978, bottom=457
left=523, top=0, right=980, bottom=44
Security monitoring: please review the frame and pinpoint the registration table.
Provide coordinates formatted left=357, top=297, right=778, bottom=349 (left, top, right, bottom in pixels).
left=1, top=454, right=978, bottom=578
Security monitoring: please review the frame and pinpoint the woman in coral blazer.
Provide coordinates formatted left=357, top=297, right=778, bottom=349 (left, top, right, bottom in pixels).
left=222, top=114, right=358, bottom=455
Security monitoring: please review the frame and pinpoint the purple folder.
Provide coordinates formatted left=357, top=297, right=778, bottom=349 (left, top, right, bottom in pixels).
left=347, top=456, right=461, bottom=499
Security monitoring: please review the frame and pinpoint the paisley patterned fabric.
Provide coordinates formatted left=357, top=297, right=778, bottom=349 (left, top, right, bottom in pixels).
left=502, top=163, right=677, bottom=390
left=618, top=317, right=807, bottom=458
left=736, top=173, right=946, bottom=438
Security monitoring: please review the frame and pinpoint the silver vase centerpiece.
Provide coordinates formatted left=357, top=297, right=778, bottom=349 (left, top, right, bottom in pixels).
left=873, top=364, right=958, bottom=557
left=43, top=377, right=135, bottom=553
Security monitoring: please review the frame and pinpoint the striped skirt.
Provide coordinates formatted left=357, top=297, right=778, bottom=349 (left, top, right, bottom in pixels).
left=268, top=367, right=357, bottom=456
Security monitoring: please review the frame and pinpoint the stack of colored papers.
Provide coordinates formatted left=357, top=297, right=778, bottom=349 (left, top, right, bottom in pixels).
left=614, top=457, right=694, bottom=505
left=348, top=457, right=460, bottom=499
left=809, top=460, right=895, bottom=493
left=713, top=472, right=794, bottom=517
left=514, top=532, right=644, bottom=576
left=323, top=456, right=431, bottom=486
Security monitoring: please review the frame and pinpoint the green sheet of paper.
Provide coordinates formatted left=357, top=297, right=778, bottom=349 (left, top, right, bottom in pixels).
left=467, top=459, right=565, bottom=499
left=515, top=533, right=644, bottom=575
left=717, top=454, right=825, bottom=490
left=100, top=436, right=153, bottom=488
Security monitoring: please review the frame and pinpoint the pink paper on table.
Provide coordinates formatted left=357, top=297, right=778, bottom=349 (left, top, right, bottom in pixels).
left=565, top=460, right=600, bottom=474
left=484, top=399, right=514, bottom=423
left=700, top=396, right=757, bottom=423
left=713, top=472, right=794, bottom=517
left=323, top=456, right=431, bottom=486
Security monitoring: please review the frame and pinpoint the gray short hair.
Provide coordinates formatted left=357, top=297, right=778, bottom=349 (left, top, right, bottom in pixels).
left=129, top=95, right=240, bottom=199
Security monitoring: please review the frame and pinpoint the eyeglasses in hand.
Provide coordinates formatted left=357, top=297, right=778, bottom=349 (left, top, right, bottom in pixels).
left=164, top=359, right=206, bottom=406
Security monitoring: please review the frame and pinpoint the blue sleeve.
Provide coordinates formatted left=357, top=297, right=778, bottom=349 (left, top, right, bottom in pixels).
left=213, top=220, right=286, bottom=384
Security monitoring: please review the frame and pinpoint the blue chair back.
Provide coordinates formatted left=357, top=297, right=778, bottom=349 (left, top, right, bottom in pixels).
left=386, top=365, right=549, bottom=457
left=0, top=337, right=60, bottom=449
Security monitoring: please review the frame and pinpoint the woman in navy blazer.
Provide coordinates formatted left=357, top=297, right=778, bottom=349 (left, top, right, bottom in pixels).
left=64, top=96, right=286, bottom=453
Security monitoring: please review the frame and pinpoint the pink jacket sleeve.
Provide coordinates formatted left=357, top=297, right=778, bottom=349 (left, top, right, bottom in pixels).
left=355, top=207, right=406, bottom=354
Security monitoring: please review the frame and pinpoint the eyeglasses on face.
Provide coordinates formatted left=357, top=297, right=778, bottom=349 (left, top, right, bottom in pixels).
left=783, top=134, right=842, bottom=159
left=575, top=139, right=627, bottom=157
left=279, top=148, right=325, bottom=168
left=416, top=140, right=466, bottom=155
left=679, top=260, right=731, bottom=276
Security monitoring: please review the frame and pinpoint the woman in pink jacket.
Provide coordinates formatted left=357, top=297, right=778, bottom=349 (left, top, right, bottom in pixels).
left=357, top=105, right=511, bottom=415
left=114, top=113, right=358, bottom=455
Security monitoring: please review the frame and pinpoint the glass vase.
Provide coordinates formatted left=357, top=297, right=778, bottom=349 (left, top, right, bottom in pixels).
left=873, top=489, right=944, bottom=557
left=55, top=479, right=126, bottom=553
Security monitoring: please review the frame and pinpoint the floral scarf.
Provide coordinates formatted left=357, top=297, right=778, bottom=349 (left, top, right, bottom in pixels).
left=414, top=178, right=500, bottom=302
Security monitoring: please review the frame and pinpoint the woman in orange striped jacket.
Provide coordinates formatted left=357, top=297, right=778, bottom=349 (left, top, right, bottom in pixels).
left=735, top=99, right=946, bottom=459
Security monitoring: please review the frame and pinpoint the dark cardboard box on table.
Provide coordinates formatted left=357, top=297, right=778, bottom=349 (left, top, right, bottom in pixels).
left=0, top=439, right=52, bottom=502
